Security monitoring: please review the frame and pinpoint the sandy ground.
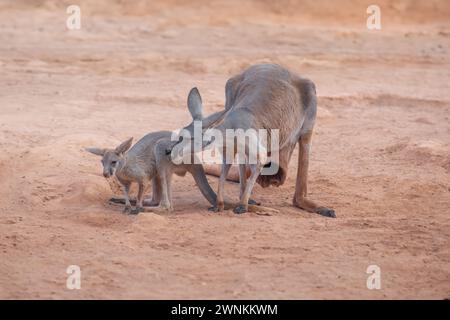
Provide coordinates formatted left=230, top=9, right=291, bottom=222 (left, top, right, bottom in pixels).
left=0, top=0, right=449, bottom=299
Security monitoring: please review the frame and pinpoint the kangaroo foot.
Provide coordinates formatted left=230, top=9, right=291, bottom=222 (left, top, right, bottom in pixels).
left=316, top=207, right=336, bottom=218
left=159, top=202, right=172, bottom=212
left=233, top=204, right=247, bottom=214
left=141, top=205, right=171, bottom=213
left=110, top=198, right=137, bottom=206
left=293, top=197, right=336, bottom=218
left=208, top=206, right=220, bottom=212
left=248, top=199, right=260, bottom=205
left=141, top=201, right=172, bottom=212
left=110, top=197, right=125, bottom=204
left=209, top=201, right=224, bottom=213
left=143, top=199, right=160, bottom=207
left=130, top=207, right=144, bottom=215
left=208, top=205, right=224, bottom=212
left=123, top=205, right=132, bottom=214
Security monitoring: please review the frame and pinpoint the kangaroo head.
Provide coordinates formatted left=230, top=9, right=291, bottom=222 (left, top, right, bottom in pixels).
left=167, top=87, right=227, bottom=163
left=85, top=137, right=133, bottom=178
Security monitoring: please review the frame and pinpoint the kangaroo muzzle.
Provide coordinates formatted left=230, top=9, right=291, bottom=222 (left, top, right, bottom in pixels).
left=103, top=169, right=113, bottom=178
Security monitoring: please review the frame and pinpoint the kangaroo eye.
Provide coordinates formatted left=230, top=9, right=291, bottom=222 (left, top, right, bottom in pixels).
left=111, top=161, right=117, bottom=166
left=178, top=136, right=183, bottom=143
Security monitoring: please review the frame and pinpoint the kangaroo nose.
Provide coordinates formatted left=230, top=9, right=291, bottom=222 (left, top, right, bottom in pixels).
left=103, top=172, right=110, bottom=178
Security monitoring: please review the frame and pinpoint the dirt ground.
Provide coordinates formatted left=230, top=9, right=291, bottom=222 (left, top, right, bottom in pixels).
left=0, top=0, right=449, bottom=299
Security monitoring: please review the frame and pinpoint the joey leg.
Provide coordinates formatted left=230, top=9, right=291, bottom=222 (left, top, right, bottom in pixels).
left=143, top=176, right=161, bottom=207
left=131, top=182, right=145, bottom=215
left=122, top=183, right=132, bottom=214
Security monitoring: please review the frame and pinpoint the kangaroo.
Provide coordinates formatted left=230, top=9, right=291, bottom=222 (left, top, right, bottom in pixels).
left=86, top=133, right=268, bottom=214
left=167, top=63, right=335, bottom=217
left=86, top=131, right=217, bottom=214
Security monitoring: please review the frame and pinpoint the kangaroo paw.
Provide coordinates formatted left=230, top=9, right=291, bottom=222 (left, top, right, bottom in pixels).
left=123, top=205, right=132, bottom=214
left=210, top=201, right=225, bottom=212
left=208, top=206, right=220, bottom=212
left=233, top=205, right=247, bottom=214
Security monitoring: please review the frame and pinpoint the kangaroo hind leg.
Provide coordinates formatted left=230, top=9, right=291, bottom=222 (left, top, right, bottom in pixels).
left=293, top=130, right=335, bottom=218
left=143, top=176, right=161, bottom=207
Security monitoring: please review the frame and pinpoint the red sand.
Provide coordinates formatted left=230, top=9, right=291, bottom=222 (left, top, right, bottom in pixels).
left=0, top=0, right=449, bottom=299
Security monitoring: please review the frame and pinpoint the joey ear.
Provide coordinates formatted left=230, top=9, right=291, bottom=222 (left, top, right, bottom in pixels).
left=187, top=87, right=203, bottom=121
left=85, top=147, right=106, bottom=156
left=115, top=137, right=133, bottom=155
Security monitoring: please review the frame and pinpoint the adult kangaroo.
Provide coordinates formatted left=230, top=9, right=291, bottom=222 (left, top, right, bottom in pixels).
left=169, top=63, right=335, bottom=217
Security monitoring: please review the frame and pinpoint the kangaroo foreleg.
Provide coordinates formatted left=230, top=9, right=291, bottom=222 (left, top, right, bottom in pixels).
left=238, top=163, right=247, bottom=199
left=210, top=163, right=232, bottom=212
left=234, top=162, right=263, bottom=214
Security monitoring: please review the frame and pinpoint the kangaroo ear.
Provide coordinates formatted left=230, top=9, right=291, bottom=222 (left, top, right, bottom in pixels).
left=85, top=147, right=106, bottom=156
left=115, top=137, right=133, bottom=155
left=187, top=87, right=203, bottom=121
